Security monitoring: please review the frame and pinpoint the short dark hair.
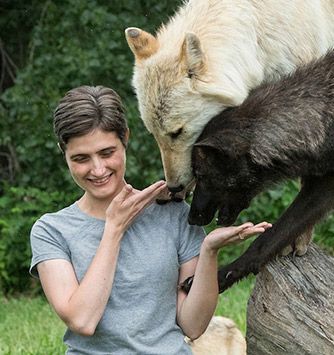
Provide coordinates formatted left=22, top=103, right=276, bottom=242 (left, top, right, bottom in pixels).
left=54, top=86, right=128, bottom=151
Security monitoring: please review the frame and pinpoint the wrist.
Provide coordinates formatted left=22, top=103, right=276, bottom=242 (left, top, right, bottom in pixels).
left=201, top=239, right=219, bottom=257
left=104, top=220, right=124, bottom=242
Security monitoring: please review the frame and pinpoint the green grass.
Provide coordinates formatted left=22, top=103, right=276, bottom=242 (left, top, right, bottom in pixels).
left=0, top=278, right=253, bottom=354
left=0, top=296, right=66, bottom=355
left=216, top=276, right=255, bottom=335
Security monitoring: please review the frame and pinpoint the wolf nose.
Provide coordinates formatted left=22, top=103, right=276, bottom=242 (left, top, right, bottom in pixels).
left=168, top=185, right=184, bottom=193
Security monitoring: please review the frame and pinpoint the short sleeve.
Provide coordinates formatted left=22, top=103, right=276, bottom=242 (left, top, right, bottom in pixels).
left=177, top=204, right=206, bottom=264
left=29, top=217, right=71, bottom=278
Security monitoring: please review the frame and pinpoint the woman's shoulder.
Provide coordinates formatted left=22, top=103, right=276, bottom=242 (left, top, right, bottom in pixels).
left=37, top=202, right=77, bottom=222
left=32, top=202, right=86, bottom=232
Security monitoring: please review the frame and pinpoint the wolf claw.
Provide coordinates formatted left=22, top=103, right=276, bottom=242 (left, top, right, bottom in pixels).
left=226, top=271, right=233, bottom=279
left=179, top=275, right=194, bottom=293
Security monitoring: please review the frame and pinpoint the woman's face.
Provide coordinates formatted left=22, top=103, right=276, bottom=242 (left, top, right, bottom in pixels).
left=65, top=128, right=128, bottom=203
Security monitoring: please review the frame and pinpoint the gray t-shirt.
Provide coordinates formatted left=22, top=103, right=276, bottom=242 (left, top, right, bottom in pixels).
left=30, top=200, right=205, bottom=355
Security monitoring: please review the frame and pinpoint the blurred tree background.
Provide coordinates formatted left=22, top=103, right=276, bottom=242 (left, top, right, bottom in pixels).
left=0, top=0, right=333, bottom=296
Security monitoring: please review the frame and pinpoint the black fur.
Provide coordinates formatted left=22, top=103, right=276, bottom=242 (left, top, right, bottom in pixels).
left=186, top=50, right=334, bottom=293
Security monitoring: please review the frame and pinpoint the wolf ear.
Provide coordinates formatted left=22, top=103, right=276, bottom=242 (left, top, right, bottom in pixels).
left=194, top=133, right=249, bottom=160
left=182, top=32, right=206, bottom=77
left=197, top=83, right=246, bottom=107
left=125, top=27, right=159, bottom=61
left=182, top=33, right=245, bottom=106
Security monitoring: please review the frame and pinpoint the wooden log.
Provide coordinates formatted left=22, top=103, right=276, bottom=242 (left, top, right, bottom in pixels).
left=246, top=243, right=334, bottom=355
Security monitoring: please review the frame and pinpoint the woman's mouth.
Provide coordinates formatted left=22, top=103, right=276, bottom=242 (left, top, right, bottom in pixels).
left=88, top=173, right=113, bottom=186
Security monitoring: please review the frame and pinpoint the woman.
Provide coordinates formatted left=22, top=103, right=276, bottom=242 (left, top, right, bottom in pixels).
left=30, top=85, right=271, bottom=354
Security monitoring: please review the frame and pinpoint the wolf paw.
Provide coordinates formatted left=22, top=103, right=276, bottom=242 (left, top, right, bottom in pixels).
left=179, top=275, right=194, bottom=293
left=218, top=261, right=260, bottom=293
left=218, top=267, right=241, bottom=293
left=280, top=231, right=312, bottom=257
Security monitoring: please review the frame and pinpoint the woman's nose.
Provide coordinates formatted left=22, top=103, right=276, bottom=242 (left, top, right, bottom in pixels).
left=90, top=157, right=107, bottom=176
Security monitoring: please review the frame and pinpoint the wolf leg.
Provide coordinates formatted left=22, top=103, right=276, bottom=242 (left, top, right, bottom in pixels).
left=179, top=224, right=313, bottom=293
left=294, top=227, right=314, bottom=256
left=281, top=178, right=314, bottom=256
left=281, top=226, right=313, bottom=256
left=217, top=174, right=334, bottom=293
left=280, top=226, right=313, bottom=256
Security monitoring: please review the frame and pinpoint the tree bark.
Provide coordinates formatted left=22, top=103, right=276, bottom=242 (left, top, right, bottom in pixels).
left=246, top=243, right=334, bottom=355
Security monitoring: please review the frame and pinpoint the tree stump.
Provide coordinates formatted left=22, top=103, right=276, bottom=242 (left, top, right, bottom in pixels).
left=246, top=243, right=334, bottom=355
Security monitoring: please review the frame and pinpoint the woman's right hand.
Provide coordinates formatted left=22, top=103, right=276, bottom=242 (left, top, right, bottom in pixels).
left=203, top=221, right=272, bottom=253
left=105, top=180, right=167, bottom=233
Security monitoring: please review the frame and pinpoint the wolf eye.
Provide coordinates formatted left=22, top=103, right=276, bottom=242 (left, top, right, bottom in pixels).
left=170, top=128, right=183, bottom=139
left=195, top=171, right=205, bottom=180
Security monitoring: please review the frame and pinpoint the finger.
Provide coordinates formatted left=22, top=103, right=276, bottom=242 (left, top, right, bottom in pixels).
left=240, top=224, right=271, bottom=239
left=239, top=222, right=254, bottom=230
left=143, top=180, right=167, bottom=194
left=115, top=184, right=133, bottom=201
left=127, top=181, right=167, bottom=208
left=156, top=185, right=171, bottom=202
left=207, top=225, right=248, bottom=244
left=242, top=222, right=272, bottom=235
left=242, top=228, right=264, bottom=237
left=235, top=222, right=254, bottom=238
left=231, top=231, right=257, bottom=244
left=253, top=221, right=272, bottom=229
left=223, top=232, right=252, bottom=245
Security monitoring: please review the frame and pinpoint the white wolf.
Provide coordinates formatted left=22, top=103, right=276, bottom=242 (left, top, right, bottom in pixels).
left=125, top=0, right=334, bottom=193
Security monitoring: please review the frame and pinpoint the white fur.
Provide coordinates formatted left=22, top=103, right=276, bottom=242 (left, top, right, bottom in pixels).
left=186, top=316, right=246, bottom=355
left=128, top=0, right=334, bottom=189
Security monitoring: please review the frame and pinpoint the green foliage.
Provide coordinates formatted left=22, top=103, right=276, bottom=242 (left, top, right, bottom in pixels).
left=0, top=185, right=79, bottom=294
left=216, top=276, right=255, bottom=334
left=0, top=0, right=180, bottom=293
left=1, top=0, right=334, bottom=296
left=0, top=295, right=66, bottom=354
left=1, top=0, right=181, bottom=191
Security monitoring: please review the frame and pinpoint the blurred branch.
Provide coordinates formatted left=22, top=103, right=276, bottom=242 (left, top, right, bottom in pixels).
left=0, top=143, right=21, bottom=183
left=28, top=0, right=51, bottom=64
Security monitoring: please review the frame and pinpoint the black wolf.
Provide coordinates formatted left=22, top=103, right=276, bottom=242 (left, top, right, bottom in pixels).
left=184, top=51, right=334, bottom=293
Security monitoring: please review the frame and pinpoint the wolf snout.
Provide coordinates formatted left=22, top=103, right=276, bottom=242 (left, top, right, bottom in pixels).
left=188, top=212, right=206, bottom=226
left=188, top=209, right=215, bottom=226
left=168, top=185, right=184, bottom=193
left=168, top=185, right=186, bottom=202
left=217, top=207, right=238, bottom=226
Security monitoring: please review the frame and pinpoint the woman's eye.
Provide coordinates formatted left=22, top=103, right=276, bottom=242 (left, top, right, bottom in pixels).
left=170, top=128, right=183, bottom=139
left=101, top=150, right=114, bottom=158
left=73, top=157, right=88, bottom=163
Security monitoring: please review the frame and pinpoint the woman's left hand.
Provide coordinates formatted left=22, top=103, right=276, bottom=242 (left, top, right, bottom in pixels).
left=204, top=221, right=272, bottom=252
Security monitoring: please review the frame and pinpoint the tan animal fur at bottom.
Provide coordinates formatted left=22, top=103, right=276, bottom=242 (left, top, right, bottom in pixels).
left=186, top=316, right=246, bottom=355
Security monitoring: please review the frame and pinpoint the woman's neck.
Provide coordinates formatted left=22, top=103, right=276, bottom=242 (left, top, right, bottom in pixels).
left=77, top=195, right=111, bottom=220
left=77, top=182, right=126, bottom=219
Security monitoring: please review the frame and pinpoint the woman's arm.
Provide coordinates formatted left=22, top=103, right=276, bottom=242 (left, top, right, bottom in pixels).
left=176, top=222, right=271, bottom=340
left=38, top=181, right=166, bottom=336
left=38, top=220, right=123, bottom=336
